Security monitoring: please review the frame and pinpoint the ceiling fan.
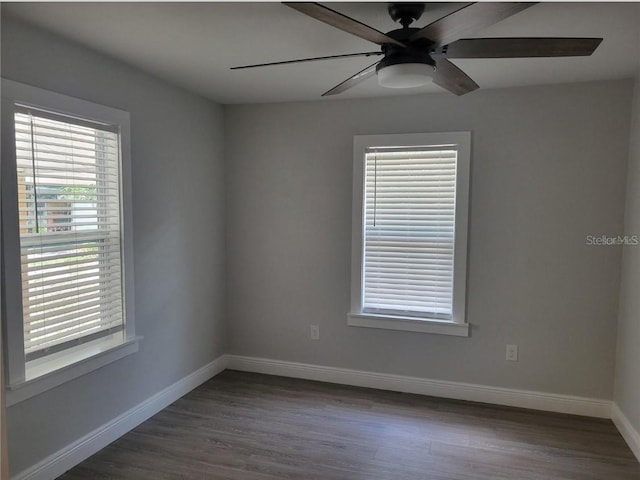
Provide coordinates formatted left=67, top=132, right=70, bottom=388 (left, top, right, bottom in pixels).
left=231, top=2, right=603, bottom=97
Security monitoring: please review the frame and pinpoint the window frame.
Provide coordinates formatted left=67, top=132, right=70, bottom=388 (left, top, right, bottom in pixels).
left=1, top=79, right=138, bottom=405
left=348, top=132, right=471, bottom=337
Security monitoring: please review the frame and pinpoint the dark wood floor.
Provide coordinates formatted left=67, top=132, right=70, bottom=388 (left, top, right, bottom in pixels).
left=58, top=370, right=640, bottom=479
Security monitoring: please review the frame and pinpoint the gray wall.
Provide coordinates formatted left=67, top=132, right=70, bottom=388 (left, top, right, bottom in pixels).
left=1, top=15, right=226, bottom=475
left=614, top=72, right=640, bottom=431
left=225, top=80, right=632, bottom=400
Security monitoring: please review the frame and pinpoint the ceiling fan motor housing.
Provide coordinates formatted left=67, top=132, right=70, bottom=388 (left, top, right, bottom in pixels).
left=376, top=28, right=436, bottom=73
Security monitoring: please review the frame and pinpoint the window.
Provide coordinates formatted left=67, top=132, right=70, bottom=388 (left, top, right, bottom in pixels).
left=1, top=80, right=138, bottom=404
left=349, top=132, right=470, bottom=336
left=15, top=108, right=124, bottom=359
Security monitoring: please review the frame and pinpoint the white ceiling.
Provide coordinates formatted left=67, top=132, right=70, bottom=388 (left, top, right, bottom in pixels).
left=4, top=2, right=639, bottom=104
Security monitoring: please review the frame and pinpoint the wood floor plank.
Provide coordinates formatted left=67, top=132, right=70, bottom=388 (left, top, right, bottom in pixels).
left=58, top=370, right=640, bottom=479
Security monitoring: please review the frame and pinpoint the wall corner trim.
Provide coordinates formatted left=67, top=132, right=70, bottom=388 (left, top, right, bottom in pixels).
left=612, top=403, right=640, bottom=462
left=13, top=355, right=228, bottom=480
left=225, top=355, right=612, bottom=419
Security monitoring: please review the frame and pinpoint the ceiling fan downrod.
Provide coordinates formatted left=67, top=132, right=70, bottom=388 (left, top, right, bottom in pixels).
left=387, top=3, right=425, bottom=28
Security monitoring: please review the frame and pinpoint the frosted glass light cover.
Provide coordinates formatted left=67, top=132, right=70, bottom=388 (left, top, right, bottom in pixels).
left=378, top=63, right=434, bottom=88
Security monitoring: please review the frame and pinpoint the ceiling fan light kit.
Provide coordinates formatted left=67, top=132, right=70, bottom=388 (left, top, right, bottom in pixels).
left=375, top=18, right=437, bottom=89
left=377, top=63, right=434, bottom=89
left=232, top=2, right=603, bottom=97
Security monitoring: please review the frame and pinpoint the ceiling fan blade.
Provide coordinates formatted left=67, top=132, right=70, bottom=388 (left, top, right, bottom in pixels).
left=322, top=62, right=379, bottom=96
left=284, top=3, right=405, bottom=47
left=231, top=51, right=382, bottom=70
left=431, top=37, right=603, bottom=58
left=411, top=2, right=536, bottom=47
left=433, top=59, right=479, bottom=96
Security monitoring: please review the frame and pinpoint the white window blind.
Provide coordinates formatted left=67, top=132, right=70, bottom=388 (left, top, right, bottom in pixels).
left=363, top=146, right=457, bottom=319
left=14, top=107, right=124, bottom=361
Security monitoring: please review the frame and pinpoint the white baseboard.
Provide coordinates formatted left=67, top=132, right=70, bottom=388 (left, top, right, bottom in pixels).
left=226, top=355, right=612, bottom=419
left=612, top=403, right=640, bottom=462
left=13, top=355, right=228, bottom=480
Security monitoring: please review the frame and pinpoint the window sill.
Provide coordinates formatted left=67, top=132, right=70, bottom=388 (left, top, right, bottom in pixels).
left=6, top=334, right=142, bottom=407
left=348, top=313, right=469, bottom=337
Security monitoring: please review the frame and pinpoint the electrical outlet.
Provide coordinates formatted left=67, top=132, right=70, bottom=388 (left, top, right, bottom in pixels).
left=310, top=325, right=320, bottom=340
left=506, top=344, right=518, bottom=361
